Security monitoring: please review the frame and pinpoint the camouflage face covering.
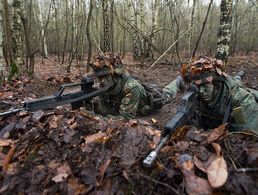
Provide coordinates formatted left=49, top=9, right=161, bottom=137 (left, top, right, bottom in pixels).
left=91, top=53, right=124, bottom=78
left=181, top=56, right=227, bottom=85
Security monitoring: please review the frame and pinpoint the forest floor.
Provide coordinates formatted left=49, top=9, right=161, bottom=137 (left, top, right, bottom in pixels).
left=0, top=53, right=258, bottom=194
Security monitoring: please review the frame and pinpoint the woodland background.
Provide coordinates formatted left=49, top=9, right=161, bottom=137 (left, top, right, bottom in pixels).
left=0, top=0, right=257, bottom=81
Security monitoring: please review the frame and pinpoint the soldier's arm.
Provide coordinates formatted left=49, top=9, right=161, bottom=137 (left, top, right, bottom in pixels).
left=119, top=86, right=141, bottom=119
left=162, top=75, right=186, bottom=103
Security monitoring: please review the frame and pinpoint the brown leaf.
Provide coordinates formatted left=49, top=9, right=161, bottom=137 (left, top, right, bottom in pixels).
left=127, top=119, right=138, bottom=127
left=172, top=126, right=191, bottom=140
left=0, top=139, right=13, bottom=147
left=3, top=144, right=16, bottom=173
left=98, top=159, right=111, bottom=186
left=49, top=115, right=63, bottom=129
left=67, top=117, right=75, bottom=125
left=52, top=173, right=69, bottom=183
left=83, top=132, right=107, bottom=145
left=67, top=177, right=87, bottom=195
left=206, top=123, right=227, bottom=143
left=69, top=122, right=78, bottom=129
left=207, top=156, right=228, bottom=188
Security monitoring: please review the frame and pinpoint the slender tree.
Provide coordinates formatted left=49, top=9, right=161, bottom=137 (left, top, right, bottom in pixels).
left=86, top=0, right=94, bottom=72
left=12, top=0, right=25, bottom=66
left=102, top=0, right=111, bottom=52
left=215, top=0, right=232, bottom=63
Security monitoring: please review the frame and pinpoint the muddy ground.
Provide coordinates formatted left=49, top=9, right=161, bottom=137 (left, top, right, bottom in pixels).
left=0, top=53, right=258, bottom=194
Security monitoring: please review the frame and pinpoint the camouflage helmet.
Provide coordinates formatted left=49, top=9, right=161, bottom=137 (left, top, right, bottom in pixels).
left=181, top=56, right=228, bottom=85
left=90, top=52, right=124, bottom=77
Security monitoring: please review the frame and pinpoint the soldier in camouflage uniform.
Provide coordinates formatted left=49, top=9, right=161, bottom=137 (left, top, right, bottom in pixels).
left=89, top=53, right=184, bottom=119
left=177, top=56, right=258, bottom=132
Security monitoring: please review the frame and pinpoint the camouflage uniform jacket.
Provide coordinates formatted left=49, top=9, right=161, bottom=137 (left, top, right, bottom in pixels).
left=96, top=73, right=150, bottom=119
left=196, top=76, right=258, bottom=132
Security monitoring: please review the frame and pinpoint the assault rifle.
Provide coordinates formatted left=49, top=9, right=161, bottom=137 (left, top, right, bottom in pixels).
left=0, top=76, right=113, bottom=117
left=143, top=85, right=198, bottom=167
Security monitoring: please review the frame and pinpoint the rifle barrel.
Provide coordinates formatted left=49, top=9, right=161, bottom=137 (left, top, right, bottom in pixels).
left=0, top=107, right=26, bottom=117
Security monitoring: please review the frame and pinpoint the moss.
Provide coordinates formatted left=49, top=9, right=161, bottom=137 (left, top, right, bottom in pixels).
left=8, top=61, right=19, bottom=81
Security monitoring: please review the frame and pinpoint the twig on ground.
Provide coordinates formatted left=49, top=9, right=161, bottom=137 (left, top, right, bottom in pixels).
left=236, top=167, right=258, bottom=172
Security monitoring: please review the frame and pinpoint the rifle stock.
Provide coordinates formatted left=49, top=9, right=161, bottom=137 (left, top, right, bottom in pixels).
left=143, top=85, right=198, bottom=167
left=0, top=76, right=113, bottom=117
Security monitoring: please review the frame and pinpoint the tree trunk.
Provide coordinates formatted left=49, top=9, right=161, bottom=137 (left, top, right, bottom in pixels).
left=86, top=0, right=94, bottom=72
left=102, top=0, right=111, bottom=52
left=12, top=0, right=25, bottom=67
left=245, top=5, right=256, bottom=55
left=37, top=0, right=49, bottom=58
left=3, top=0, right=14, bottom=66
left=215, top=0, right=232, bottom=63
left=188, top=0, right=196, bottom=57
left=53, top=0, right=60, bottom=62
left=3, top=0, right=19, bottom=80
left=21, top=0, right=35, bottom=76
left=129, top=1, right=139, bottom=59
left=62, top=0, right=69, bottom=64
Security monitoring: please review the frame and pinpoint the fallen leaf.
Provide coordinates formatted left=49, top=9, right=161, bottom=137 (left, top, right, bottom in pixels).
left=0, top=139, right=13, bottom=147
left=32, top=110, right=45, bottom=122
left=151, top=118, right=157, bottom=124
left=68, top=177, right=87, bottom=195
left=67, top=117, right=75, bottom=125
left=194, top=155, right=207, bottom=173
left=98, top=159, right=111, bottom=186
left=207, top=124, right=227, bottom=143
left=3, top=144, right=16, bottom=173
left=0, top=123, right=15, bottom=138
left=127, top=119, right=138, bottom=127
left=207, top=156, right=228, bottom=188
left=83, top=132, right=107, bottom=145
left=49, top=115, right=63, bottom=129
left=69, top=122, right=78, bottom=129
left=52, top=173, right=69, bottom=183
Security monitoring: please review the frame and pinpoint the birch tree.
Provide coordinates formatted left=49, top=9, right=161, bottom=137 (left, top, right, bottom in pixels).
left=12, top=0, right=24, bottom=66
left=215, top=0, right=232, bottom=63
left=86, top=0, right=94, bottom=72
left=102, top=0, right=111, bottom=52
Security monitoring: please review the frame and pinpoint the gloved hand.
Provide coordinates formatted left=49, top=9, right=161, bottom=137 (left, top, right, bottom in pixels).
left=236, top=70, right=245, bottom=80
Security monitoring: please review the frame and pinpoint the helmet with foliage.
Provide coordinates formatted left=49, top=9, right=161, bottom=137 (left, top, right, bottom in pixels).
left=90, top=52, right=124, bottom=77
left=181, top=56, right=228, bottom=85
